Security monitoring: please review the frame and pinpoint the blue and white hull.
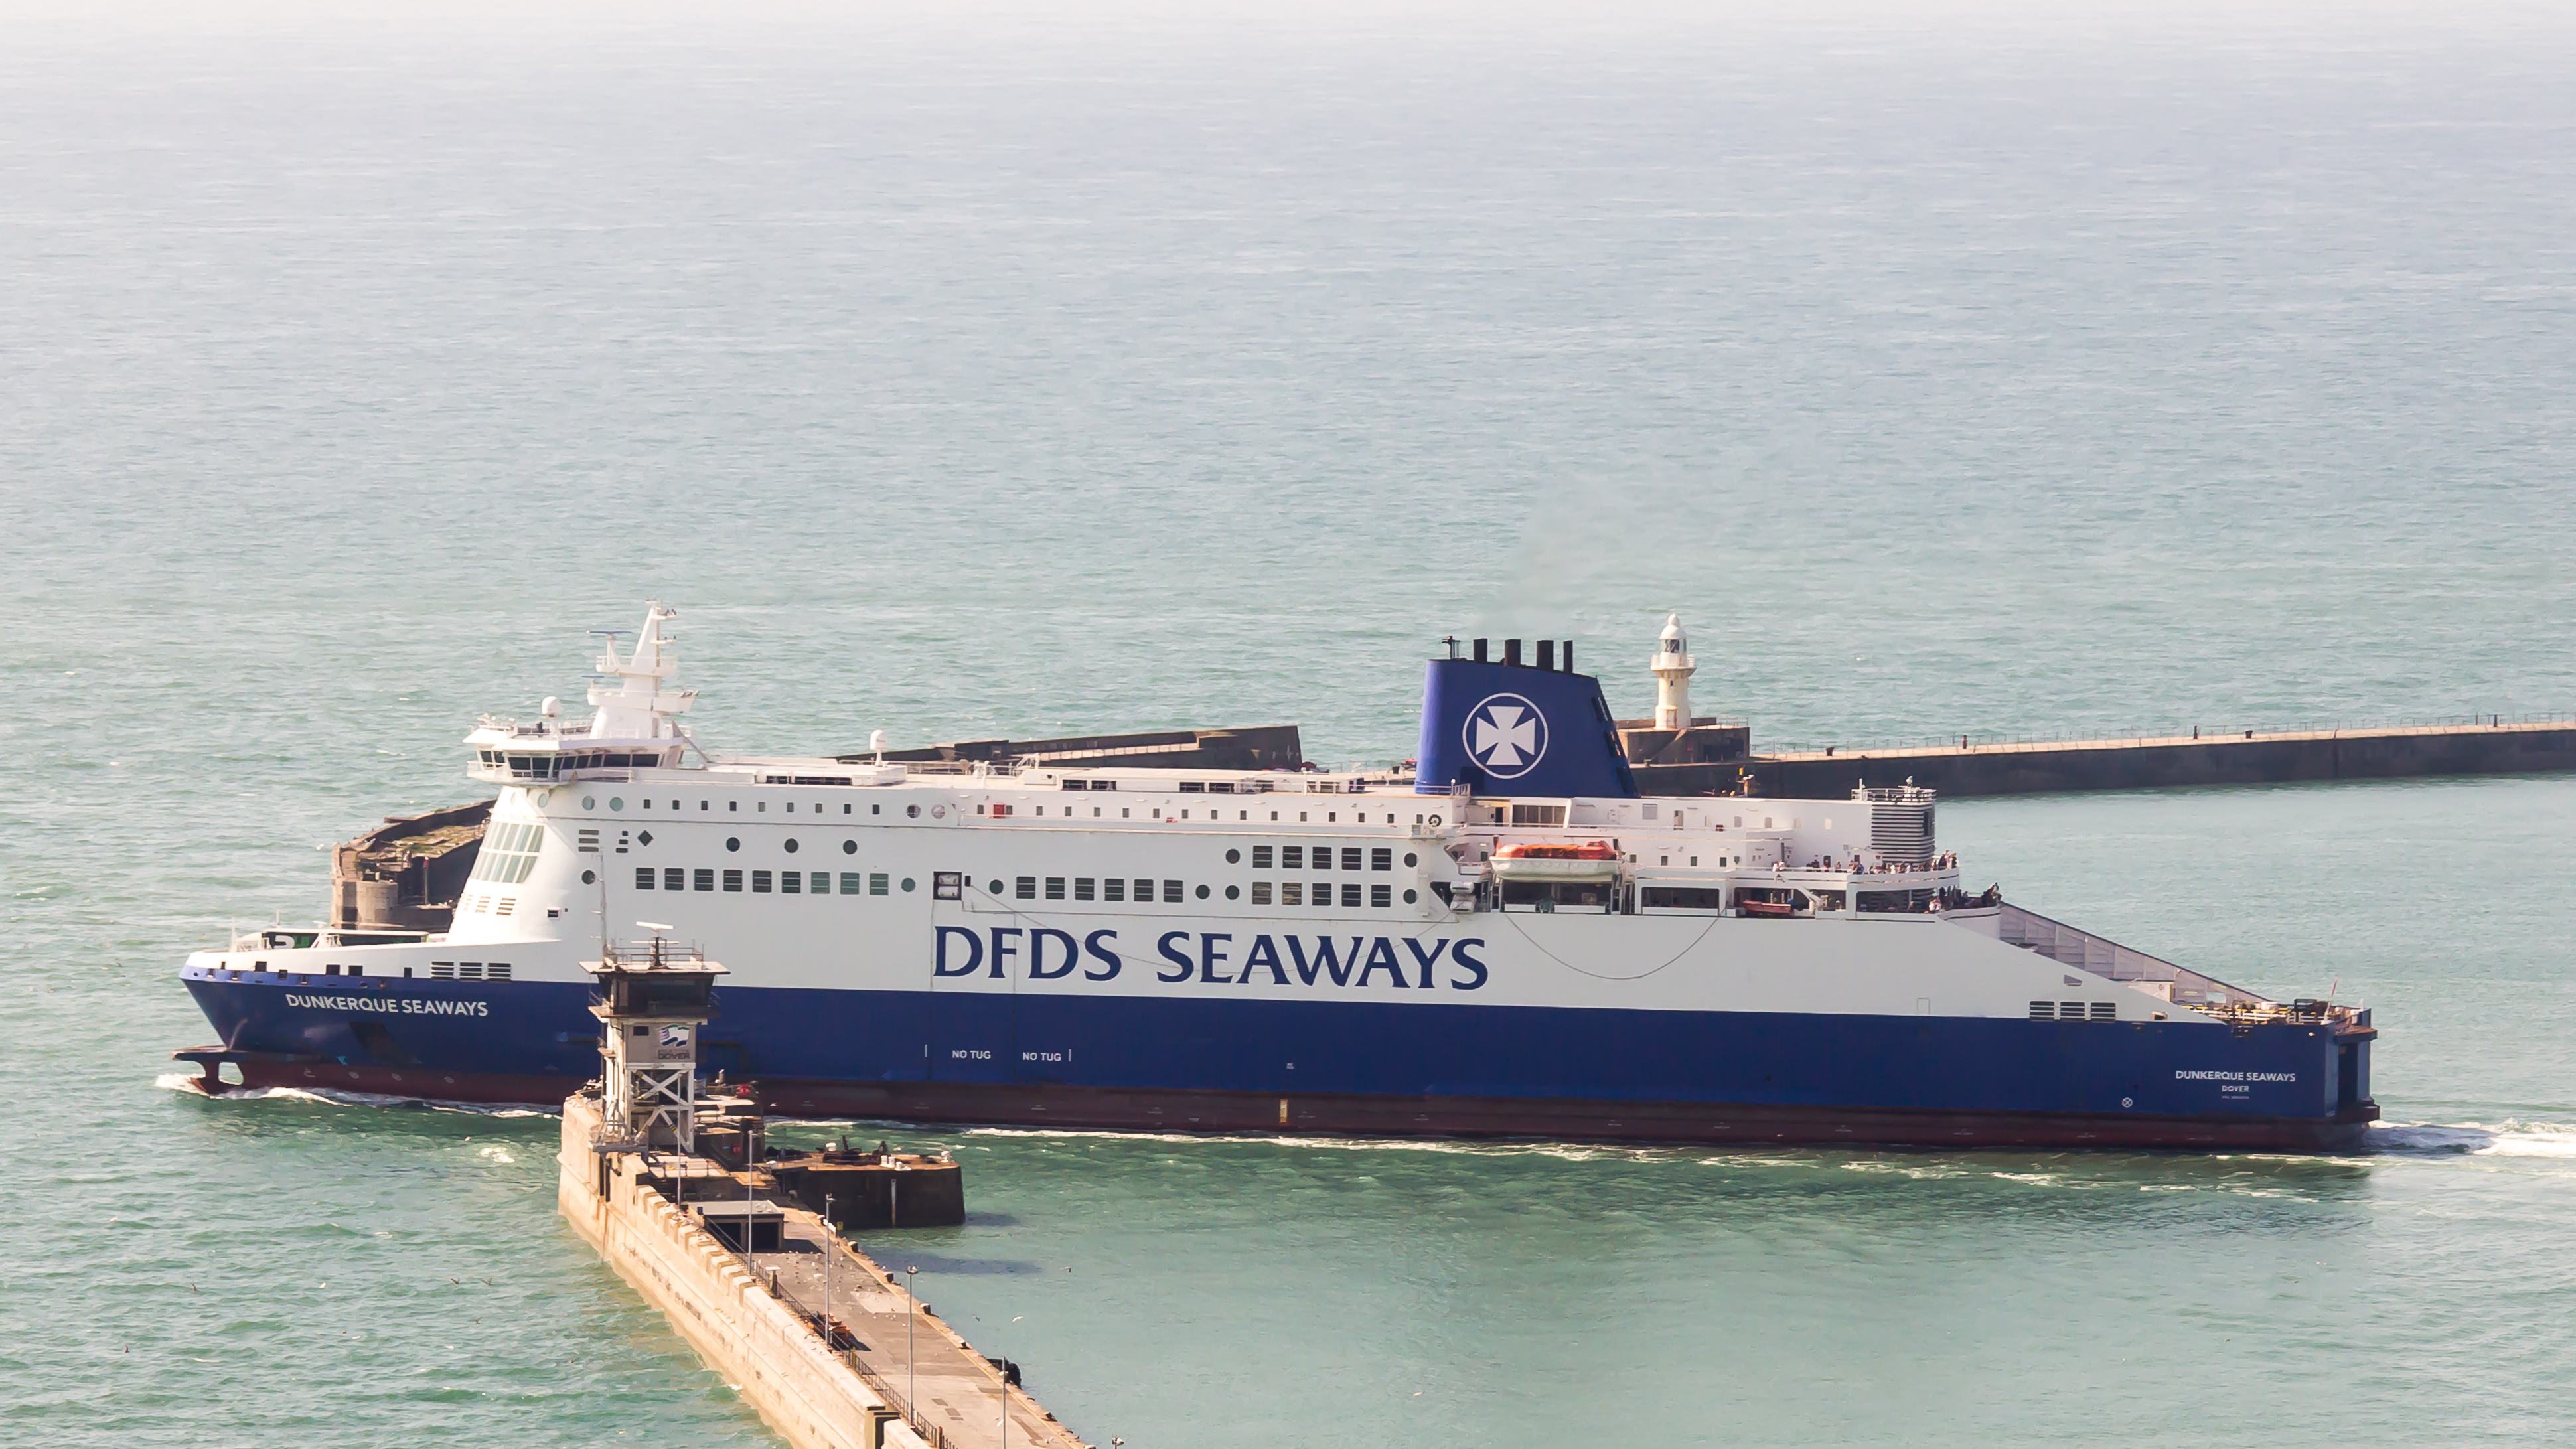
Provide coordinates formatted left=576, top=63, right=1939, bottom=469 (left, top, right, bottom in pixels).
left=177, top=907, right=2374, bottom=1150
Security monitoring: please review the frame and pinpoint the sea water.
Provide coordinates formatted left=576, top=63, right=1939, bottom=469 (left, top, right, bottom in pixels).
left=4, top=3, right=2573, bottom=1444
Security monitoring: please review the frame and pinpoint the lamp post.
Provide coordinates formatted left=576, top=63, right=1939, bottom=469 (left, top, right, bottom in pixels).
left=822, top=1194, right=834, bottom=1344
left=905, top=1264, right=919, bottom=1426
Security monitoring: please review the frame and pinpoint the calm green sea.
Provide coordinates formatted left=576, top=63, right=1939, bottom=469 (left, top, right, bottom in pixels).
left=6, top=3, right=2573, bottom=1444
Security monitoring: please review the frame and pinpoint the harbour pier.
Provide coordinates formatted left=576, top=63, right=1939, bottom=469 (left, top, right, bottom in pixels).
left=557, top=934, right=1088, bottom=1449
left=558, top=1095, right=1083, bottom=1449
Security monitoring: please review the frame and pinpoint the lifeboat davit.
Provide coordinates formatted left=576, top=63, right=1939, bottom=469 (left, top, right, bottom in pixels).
left=1490, top=839, right=1620, bottom=882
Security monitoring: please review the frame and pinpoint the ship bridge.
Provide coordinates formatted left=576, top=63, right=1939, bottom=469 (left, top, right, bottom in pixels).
left=465, top=602, right=698, bottom=784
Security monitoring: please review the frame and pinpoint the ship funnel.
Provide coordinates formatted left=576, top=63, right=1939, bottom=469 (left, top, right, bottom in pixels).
left=1413, top=645, right=1637, bottom=798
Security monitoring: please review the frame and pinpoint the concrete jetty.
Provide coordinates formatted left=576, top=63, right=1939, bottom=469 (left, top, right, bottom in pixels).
left=1630, top=717, right=2576, bottom=799
left=559, top=1093, right=1089, bottom=1449
left=560, top=935, right=1088, bottom=1449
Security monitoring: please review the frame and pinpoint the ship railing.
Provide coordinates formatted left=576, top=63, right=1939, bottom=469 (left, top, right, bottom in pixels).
left=1951, top=903, right=2266, bottom=1010
left=2200, top=997, right=2364, bottom=1029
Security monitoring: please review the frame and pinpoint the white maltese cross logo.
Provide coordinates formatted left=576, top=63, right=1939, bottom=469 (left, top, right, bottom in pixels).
left=1464, top=692, right=1548, bottom=779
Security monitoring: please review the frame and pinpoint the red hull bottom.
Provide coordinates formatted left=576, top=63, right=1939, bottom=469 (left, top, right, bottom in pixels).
left=192, top=1055, right=2378, bottom=1153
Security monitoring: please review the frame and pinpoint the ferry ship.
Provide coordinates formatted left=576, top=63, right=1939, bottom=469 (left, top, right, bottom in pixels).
left=175, top=605, right=2380, bottom=1150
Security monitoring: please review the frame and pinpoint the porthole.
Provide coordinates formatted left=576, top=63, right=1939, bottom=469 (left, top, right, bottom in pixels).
left=1225, top=848, right=1241, bottom=864
left=1195, top=884, right=1210, bottom=899
left=907, top=804, right=921, bottom=818
left=1403, top=852, right=1417, bottom=867
left=842, top=839, right=858, bottom=854
left=581, top=870, right=597, bottom=885
left=1403, top=889, right=1418, bottom=904
left=1428, top=814, right=1441, bottom=826
left=785, top=838, right=800, bottom=854
left=583, top=796, right=597, bottom=810
left=901, top=877, right=917, bottom=892
left=726, top=837, right=741, bottom=852
left=932, top=806, right=947, bottom=819
left=988, top=880, right=1004, bottom=894
left=1225, top=885, right=1240, bottom=900
left=609, top=797, right=624, bottom=811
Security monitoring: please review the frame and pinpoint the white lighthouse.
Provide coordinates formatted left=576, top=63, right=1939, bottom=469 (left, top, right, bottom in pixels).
left=1650, top=613, right=1696, bottom=731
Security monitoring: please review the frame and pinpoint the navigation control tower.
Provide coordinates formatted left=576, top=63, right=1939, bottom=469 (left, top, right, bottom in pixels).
left=585, top=927, right=727, bottom=1155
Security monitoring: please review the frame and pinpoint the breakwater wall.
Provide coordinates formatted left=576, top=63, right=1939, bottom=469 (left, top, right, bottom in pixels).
left=1630, top=719, right=2576, bottom=799
left=557, top=1095, right=1087, bottom=1449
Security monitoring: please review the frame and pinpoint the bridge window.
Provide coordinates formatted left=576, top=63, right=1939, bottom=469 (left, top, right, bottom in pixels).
left=1103, top=879, right=1126, bottom=902
left=753, top=871, right=773, bottom=893
left=664, top=869, right=684, bottom=891
left=1371, top=848, right=1391, bottom=872
left=1252, top=882, right=1272, bottom=904
left=695, top=869, right=714, bottom=891
left=1161, top=880, right=1183, bottom=903
left=1016, top=877, right=1036, bottom=900
left=780, top=871, right=800, bottom=894
left=1340, top=883, right=1362, bottom=907
left=1341, top=848, right=1363, bottom=871
left=635, top=868, right=655, bottom=889
left=1045, top=877, right=1065, bottom=901
left=1282, top=846, right=1304, bottom=870
left=1371, top=884, right=1391, bottom=908
left=1252, top=846, right=1273, bottom=869
left=1281, top=883, right=1302, bottom=905
left=723, top=870, right=743, bottom=892
left=469, top=821, right=545, bottom=884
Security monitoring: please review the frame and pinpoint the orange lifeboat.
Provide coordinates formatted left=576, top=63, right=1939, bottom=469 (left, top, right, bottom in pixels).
left=1490, top=839, right=1620, bottom=882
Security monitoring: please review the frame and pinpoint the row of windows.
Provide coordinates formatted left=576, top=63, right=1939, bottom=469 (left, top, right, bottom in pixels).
left=1237, top=845, right=1399, bottom=871
left=2028, top=1000, right=2119, bottom=1021
left=635, top=868, right=915, bottom=895
left=998, top=876, right=1411, bottom=908
left=624, top=865, right=1421, bottom=909
left=588, top=796, right=891, bottom=815
left=1010, top=876, right=1182, bottom=903
left=1254, top=882, right=1398, bottom=907
left=481, top=750, right=666, bottom=771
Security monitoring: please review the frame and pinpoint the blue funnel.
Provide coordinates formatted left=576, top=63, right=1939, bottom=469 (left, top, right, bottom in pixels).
left=1414, top=656, right=1637, bottom=797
